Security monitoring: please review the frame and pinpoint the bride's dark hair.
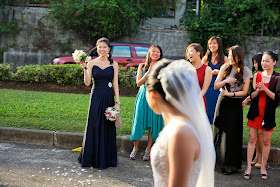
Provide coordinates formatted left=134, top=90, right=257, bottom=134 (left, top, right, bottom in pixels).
left=96, top=37, right=113, bottom=65
left=145, top=59, right=171, bottom=102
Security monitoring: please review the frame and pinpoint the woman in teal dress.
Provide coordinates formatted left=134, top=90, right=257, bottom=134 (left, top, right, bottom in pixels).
left=130, top=44, right=164, bottom=161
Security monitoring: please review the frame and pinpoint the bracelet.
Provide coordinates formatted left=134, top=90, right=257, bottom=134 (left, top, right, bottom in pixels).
left=233, top=92, right=235, bottom=97
left=116, top=101, right=121, bottom=105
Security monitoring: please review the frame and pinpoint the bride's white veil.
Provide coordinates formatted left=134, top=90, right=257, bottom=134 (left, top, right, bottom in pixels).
left=151, top=59, right=215, bottom=187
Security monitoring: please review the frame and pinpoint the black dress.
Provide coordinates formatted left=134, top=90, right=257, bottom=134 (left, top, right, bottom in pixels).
left=213, top=92, right=243, bottom=170
left=78, top=65, right=117, bottom=169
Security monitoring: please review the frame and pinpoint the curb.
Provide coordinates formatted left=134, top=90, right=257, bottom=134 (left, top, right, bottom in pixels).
left=0, top=126, right=280, bottom=163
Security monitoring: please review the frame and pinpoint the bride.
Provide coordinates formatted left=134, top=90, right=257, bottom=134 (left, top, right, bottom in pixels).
left=145, top=59, right=215, bottom=186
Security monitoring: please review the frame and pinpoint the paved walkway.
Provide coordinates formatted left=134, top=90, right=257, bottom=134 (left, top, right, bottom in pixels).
left=0, top=142, right=279, bottom=187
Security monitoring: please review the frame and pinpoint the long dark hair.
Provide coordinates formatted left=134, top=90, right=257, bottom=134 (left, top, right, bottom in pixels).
left=223, top=45, right=244, bottom=86
left=96, top=37, right=113, bottom=65
left=143, top=44, right=163, bottom=72
left=204, top=36, right=224, bottom=68
left=252, top=53, right=263, bottom=72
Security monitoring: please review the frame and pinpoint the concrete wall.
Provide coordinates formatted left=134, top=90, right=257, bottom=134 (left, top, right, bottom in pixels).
left=1, top=6, right=280, bottom=68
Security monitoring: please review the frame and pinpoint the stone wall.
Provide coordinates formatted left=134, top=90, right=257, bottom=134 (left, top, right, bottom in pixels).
left=1, top=6, right=280, bottom=67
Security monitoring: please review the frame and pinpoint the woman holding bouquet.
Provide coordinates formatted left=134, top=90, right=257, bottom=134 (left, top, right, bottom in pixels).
left=78, top=37, right=120, bottom=169
left=130, top=45, right=164, bottom=161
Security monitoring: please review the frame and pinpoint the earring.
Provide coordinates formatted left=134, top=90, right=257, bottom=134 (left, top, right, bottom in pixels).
left=107, top=54, right=110, bottom=57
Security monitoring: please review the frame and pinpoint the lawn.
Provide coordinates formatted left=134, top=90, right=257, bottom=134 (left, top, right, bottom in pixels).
left=0, top=89, right=279, bottom=148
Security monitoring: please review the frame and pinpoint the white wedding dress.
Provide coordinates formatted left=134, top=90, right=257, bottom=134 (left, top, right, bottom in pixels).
left=151, top=118, right=202, bottom=187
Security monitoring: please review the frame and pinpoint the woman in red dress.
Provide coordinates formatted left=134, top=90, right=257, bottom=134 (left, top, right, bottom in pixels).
left=244, top=51, right=280, bottom=180
left=186, top=43, right=212, bottom=108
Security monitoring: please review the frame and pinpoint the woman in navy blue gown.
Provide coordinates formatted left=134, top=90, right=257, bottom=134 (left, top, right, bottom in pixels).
left=202, top=36, right=228, bottom=124
left=78, top=37, right=120, bottom=169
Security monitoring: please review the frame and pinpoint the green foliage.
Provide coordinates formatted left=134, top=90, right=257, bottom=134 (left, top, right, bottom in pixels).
left=181, top=0, right=280, bottom=51
left=118, top=66, right=137, bottom=88
left=0, top=64, right=13, bottom=80
left=55, top=39, right=73, bottom=53
left=48, top=0, right=176, bottom=43
left=0, top=18, right=21, bottom=35
left=0, top=64, right=137, bottom=87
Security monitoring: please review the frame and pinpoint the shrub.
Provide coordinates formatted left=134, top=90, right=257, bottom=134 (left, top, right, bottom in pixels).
left=1, top=64, right=137, bottom=87
left=0, top=64, right=13, bottom=80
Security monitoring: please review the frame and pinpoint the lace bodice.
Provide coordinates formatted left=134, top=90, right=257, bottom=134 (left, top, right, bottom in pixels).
left=151, top=119, right=202, bottom=187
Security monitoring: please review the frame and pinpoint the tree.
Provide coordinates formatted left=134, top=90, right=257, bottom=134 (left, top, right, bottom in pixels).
left=48, top=0, right=178, bottom=43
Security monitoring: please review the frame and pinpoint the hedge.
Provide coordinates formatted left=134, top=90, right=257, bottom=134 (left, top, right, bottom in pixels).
left=0, top=64, right=137, bottom=88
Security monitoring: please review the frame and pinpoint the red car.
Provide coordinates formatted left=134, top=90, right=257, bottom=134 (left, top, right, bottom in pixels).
left=52, top=42, right=150, bottom=68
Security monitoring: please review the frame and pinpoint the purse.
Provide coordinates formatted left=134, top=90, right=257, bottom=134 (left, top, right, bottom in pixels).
left=115, top=112, right=122, bottom=129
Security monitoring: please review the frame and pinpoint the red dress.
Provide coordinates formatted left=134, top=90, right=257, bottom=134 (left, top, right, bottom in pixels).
left=247, top=72, right=273, bottom=131
left=196, top=64, right=207, bottom=109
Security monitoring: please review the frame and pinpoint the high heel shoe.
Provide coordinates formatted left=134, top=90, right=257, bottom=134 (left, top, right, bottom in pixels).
left=130, top=149, right=138, bottom=160
left=255, top=163, right=262, bottom=168
left=143, top=151, right=150, bottom=161
left=251, top=161, right=257, bottom=166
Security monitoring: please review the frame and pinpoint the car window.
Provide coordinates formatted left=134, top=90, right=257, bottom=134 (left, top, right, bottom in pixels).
left=134, top=46, right=149, bottom=57
left=111, top=45, right=132, bottom=57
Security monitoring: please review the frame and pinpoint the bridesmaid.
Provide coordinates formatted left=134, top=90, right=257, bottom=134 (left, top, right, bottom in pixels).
left=186, top=43, right=212, bottom=108
left=213, top=45, right=252, bottom=174
left=244, top=51, right=280, bottom=180
left=242, top=53, right=263, bottom=169
left=202, top=36, right=229, bottom=124
left=130, top=45, right=164, bottom=161
left=78, top=37, right=120, bottom=169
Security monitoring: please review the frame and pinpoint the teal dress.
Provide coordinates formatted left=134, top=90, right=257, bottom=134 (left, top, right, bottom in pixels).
left=130, top=72, right=164, bottom=141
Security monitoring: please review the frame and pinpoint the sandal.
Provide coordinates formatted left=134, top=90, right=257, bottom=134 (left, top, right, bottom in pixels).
left=130, top=149, right=138, bottom=160
left=261, top=173, right=268, bottom=180
left=143, top=151, right=150, bottom=161
left=243, top=173, right=250, bottom=180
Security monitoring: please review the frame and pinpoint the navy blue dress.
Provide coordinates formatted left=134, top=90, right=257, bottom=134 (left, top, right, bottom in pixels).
left=205, top=62, right=220, bottom=124
left=78, top=65, right=117, bottom=169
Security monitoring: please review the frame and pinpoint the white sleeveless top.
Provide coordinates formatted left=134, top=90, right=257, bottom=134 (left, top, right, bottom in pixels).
left=151, top=118, right=202, bottom=187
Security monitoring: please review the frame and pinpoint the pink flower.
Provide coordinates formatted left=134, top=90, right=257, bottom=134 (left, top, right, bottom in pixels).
left=45, top=4, right=48, bottom=7
left=74, top=13, right=79, bottom=17
left=86, top=6, right=89, bottom=8
left=234, top=13, right=237, bottom=16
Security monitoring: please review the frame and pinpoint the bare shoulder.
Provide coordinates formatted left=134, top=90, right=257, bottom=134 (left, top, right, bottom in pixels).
left=112, top=61, right=118, bottom=67
left=202, top=56, right=208, bottom=64
left=224, top=56, right=229, bottom=63
left=172, top=125, right=197, bottom=143
left=206, top=66, right=212, bottom=72
left=139, top=63, right=144, bottom=68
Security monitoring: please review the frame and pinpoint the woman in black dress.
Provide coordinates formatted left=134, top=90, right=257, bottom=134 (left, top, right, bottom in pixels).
left=78, top=37, right=120, bottom=169
left=213, top=45, right=252, bottom=174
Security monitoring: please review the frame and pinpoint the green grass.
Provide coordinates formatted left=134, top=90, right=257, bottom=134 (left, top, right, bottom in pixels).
left=0, top=89, right=279, bottom=148
left=0, top=89, right=135, bottom=136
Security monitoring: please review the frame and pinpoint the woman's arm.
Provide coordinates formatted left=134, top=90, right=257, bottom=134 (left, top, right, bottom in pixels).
left=81, top=61, right=93, bottom=86
left=168, top=126, right=199, bottom=187
left=201, top=66, right=212, bottom=96
left=136, top=63, right=149, bottom=87
left=214, top=66, right=236, bottom=90
left=262, top=83, right=276, bottom=100
left=112, top=61, right=120, bottom=111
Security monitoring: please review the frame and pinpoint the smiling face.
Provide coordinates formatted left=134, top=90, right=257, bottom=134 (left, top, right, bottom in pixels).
left=186, top=47, right=200, bottom=63
left=97, top=41, right=110, bottom=57
left=150, top=47, right=161, bottom=62
left=209, top=39, right=218, bottom=53
left=228, top=50, right=237, bottom=66
left=261, top=54, right=276, bottom=71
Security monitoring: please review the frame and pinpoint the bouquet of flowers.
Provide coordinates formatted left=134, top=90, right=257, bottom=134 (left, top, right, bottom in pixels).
left=72, top=49, right=91, bottom=63
left=105, top=107, right=119, bottom=121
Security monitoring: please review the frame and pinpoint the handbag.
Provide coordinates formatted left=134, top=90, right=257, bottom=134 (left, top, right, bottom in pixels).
left=115, top=112, right=122, bottom=129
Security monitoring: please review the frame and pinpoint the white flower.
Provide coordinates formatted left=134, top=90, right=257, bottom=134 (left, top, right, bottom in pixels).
left=85, top=56, right=92, bottom=62
left=108, top=82, right=112, bottom=88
